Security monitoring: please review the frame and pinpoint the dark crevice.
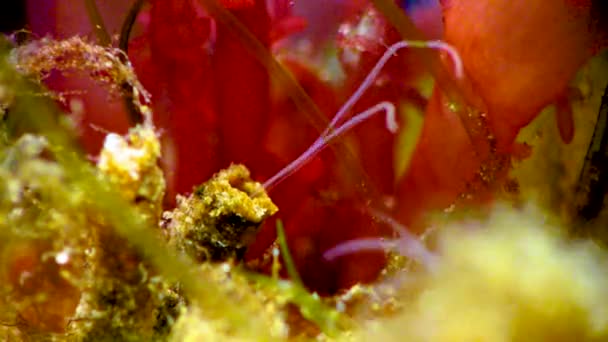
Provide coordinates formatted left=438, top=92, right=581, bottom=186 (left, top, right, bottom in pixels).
left=0, top=1, right=26, bottom=33
left=576, top=77, right=608, bottom=222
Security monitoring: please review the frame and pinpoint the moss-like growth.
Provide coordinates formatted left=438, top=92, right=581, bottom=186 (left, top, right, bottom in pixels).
left=0, top=38, right=182, bottom=340
left=12, top=36, right=149, bottom=107
left=69, top=125, right=171, bottom=341
left=97, top=126, right=165, bottom=224
left=0, top=124, right=172, bottom=340
left=169, top=263, right=288, bottom=341
left=0, top=134, right=86, bottom=337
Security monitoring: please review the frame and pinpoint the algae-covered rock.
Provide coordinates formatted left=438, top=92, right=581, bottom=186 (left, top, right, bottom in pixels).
left=98, top=125, right=165, bottom=224
left=164, top=164, right=278, bottom=262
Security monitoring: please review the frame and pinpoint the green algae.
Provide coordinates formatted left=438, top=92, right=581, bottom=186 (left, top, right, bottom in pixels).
left=276, top=220, right=302, bottom=286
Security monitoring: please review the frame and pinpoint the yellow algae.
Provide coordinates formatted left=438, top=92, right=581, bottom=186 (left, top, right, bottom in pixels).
left=98, top=125, right=165, bottom=223
left=164, top=164, right=278, bottom=262
left=354, top=205, right=608, bottom=341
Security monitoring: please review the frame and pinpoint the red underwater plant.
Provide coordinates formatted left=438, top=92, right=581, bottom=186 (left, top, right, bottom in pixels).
left=129, top=0, right=416, bottom=293
left=393, top=0, right=607, bottom=227
left=24, top=0, right=607, bottom=294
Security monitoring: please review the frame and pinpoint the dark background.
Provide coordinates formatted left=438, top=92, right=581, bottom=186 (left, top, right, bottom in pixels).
left=0, top=1, right=26, bottom=33
left=593, top=0, right=608, bottom=34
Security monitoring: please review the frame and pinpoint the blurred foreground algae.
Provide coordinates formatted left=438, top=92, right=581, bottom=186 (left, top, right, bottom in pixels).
left=0, top=36, right=355, bottom=340
left=349, top=205, right=608, bottom=341
left=0, top=37, right=279, bottom=340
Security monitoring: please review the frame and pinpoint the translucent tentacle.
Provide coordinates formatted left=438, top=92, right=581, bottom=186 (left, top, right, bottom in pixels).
left=324, top=209, right=438, bottom=271
left=263, top=101, right=397, bottom=191
left=263, top=39, right=462, bottom=191
left=328, top=39, right=463, bottom=132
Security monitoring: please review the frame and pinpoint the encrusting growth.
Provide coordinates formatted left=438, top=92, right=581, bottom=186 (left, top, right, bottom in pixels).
left=165, top=164, right=278, bottom=262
